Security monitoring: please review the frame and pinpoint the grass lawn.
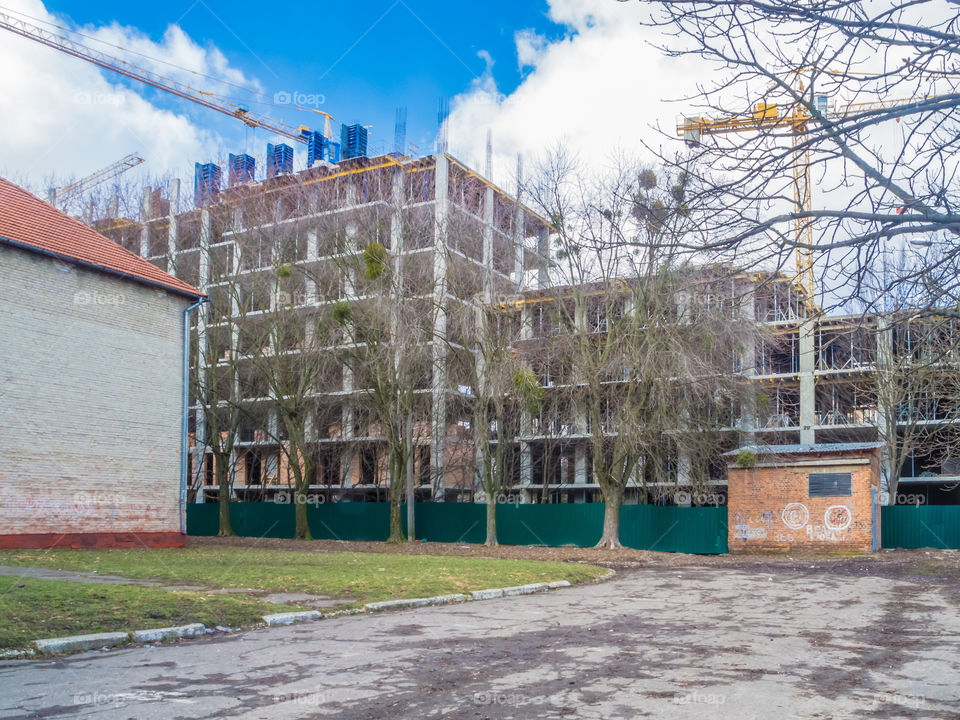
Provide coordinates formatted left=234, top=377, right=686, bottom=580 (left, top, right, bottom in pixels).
left=0, top=547, right=605, bottom=602
left=0, top=576, right=297, bottom=650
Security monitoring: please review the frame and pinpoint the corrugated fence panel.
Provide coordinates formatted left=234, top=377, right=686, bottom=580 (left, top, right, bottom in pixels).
left=408, top=503, right=486, bottom=544
left=620, top=505, right=728, bottom=554
left=310, top=502, right=391, bottom=541
left=882, top=506, right=960, bottom=549
left=186, top=503, right=219, bottom=536
left=233, top=502, right=296, bottom=538
left=496, top=504, right=605, bottom=547
left=187, top=502, right=727, bottom=552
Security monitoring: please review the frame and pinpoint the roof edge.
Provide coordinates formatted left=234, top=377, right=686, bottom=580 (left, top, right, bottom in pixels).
left=723, top=442, right=884, bottom=457
left=0, top=235, right=204, bottom=300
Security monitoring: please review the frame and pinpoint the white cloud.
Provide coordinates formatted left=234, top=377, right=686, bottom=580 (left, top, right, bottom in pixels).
left=0, top=0, right=255, bottom=200
left=444, top=0, right=698, bottom=188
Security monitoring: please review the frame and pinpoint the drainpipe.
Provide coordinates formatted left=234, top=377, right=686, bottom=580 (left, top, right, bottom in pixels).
left=181, top=297, right=208, bottom=534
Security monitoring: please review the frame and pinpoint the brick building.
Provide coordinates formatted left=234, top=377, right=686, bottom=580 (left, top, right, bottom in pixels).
left=726, top=443, right=882, bottom=552
left=0, top=178, right=203, bottom=548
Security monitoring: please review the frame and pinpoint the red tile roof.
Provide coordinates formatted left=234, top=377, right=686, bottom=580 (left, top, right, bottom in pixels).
left=0, top=177, right=202, bottom=298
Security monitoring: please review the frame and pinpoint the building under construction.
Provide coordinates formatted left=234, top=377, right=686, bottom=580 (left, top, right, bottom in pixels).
left=93, top=147, right=553, bottom=502
left=91, top=148, right=960, bottom=507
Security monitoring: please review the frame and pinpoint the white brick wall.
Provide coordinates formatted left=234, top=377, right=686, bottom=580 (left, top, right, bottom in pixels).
left=0, top=245, right=190, bottom=536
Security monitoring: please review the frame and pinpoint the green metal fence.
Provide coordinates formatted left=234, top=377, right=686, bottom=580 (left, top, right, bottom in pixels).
left=188, top=502, right=728, bottom=553
left=621, top=505, right=728, bottom=554
left=882, top=505, right=960, bottom=549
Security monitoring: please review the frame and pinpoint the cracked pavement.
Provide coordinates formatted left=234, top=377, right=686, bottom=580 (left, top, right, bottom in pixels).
left=1, top=563, right=958, bottom=719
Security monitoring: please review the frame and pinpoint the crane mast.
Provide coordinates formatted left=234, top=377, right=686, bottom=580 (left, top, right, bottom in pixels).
left=677, top=79, right=953, bottom=300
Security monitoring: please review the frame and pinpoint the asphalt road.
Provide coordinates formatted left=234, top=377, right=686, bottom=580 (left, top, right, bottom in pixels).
left=2, top=564, right=958, bottom=719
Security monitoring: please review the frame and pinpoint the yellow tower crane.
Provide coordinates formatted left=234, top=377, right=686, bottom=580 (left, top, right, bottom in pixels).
left=678, top=74, right=956, bottom=300
left=677, top=80, right=819, bottom=299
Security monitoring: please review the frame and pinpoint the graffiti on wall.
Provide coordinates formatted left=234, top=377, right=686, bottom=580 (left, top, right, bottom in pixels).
left=733, top=510, right=776, bottom=540
left=734, top=503, right=853, bottom=543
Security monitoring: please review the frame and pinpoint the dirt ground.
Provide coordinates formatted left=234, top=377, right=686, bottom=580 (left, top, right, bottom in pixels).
left=5, top=545, right=960, bottom=719
left=192, top=534, right=960, bottom=580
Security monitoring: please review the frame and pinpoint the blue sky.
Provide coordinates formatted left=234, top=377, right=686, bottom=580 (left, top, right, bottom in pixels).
left=0, top=0, right=681, bottom=195
left=41, top=0, right=563, bottom=158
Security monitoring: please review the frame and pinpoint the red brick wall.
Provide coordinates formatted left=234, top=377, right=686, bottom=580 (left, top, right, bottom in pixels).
left=728, top=451, right=880, bottom=552
left=0, top=532, right=185, bottom=549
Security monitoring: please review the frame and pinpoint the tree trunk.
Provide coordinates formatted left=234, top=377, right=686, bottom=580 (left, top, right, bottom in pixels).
left=406, top=411, right=415, bottom=542
left=293, top=455, right=313, bottom=540
left=484, top=494, right=498, bottom=547
left=388, top=497, right=404, bottom=543
left=216, top=456, right=234, bottom=537
left=596, top=484, right=623, bottom=549
left=388, top=450, right=405, bottom=543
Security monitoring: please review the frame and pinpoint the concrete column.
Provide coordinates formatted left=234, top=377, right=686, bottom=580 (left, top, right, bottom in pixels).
left=799, top=317, right=816, bottom=444
left=192, top=207, right=213, bottom=499
left=304, top=229, right=318, bottom=305
left=483, top=186, right=494, bottom=300
left=139, top=186, right=152, bottom=258
left=537, top=226, right=549, bottom=288
left=431, top=155, right=449, bottom=501
left=167, top=184, right=179, bottom=272
left=876, top=315, right=894, bottom=500
left=519, top=441, right=532, bottom=500
left=739, top=282, right=757, bottom=441
left=574, top=445, right=588, bottom=484
left=513, top=205, right=526, bottom=286
left=677, top=448, right=693, bottom=486
left=170, top=178, right=181, bottom=215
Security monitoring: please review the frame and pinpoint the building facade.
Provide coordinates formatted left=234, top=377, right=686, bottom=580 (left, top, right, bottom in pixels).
left=88, top=153, right=960, bottom=507
left=0, top=177, right=202, bottom=548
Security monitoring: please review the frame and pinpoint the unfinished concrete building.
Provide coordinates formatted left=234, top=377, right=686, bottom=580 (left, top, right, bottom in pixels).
left=93, top=150, right=551, bottom=502
left=91, top=149, right=960, bottom=507
left=497, top=275, right=960, bottom=505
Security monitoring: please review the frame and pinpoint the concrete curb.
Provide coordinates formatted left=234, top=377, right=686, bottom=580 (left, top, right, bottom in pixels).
left=262, top=610, right=323, bottom=627
left=132, top=623, right=206, bottom=644
left=592, top=569, right=617, bottom=584
left=365, top=593, right=468, bottom=612
left=35, top=632, right=128, bottom=655
left=21, top=573, right=601, bottom=657
left=0, top=649, right=32, bottom=660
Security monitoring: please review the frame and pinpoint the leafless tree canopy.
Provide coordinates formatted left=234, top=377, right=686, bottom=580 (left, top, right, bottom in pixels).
left=636, top=0, right=960, bottom=309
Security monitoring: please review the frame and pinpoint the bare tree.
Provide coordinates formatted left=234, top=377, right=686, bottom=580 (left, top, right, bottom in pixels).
left=192, top=253, right=244, bottom=536
left=446, top=300, right=533, bottom=545
left=231, top=185, right=344, bottom=540
left=635, top=0, right=960, bottom=307
left=526, top=150, right=753, bottom=547
left=334, top=218, right=437, bottom=542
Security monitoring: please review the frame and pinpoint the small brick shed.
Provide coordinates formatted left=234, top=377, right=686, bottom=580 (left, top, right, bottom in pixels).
left=725, top=443, right=883, bottom=552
